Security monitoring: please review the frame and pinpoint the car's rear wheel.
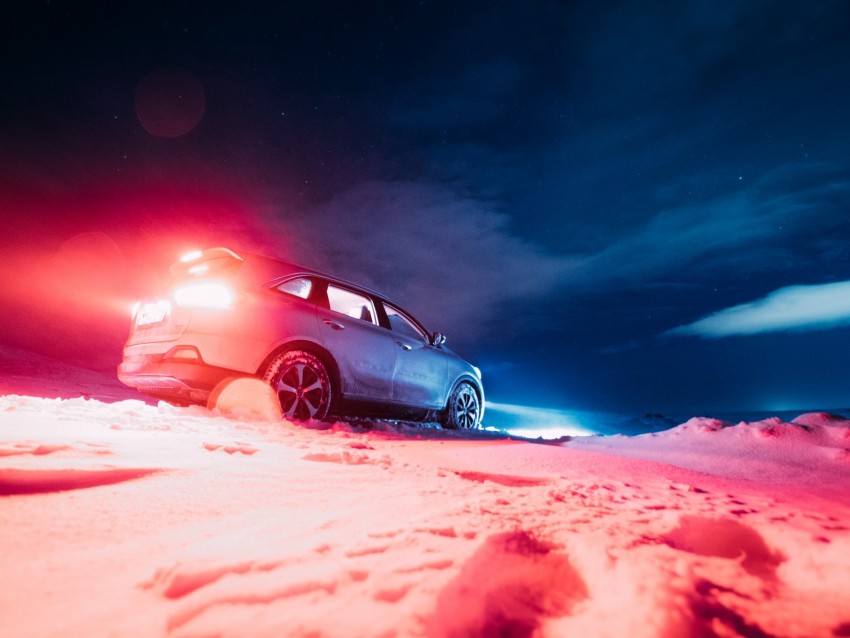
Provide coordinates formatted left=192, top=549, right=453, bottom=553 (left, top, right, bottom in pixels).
left=443, top=382, right=481, bottom=430
left=263, top=350, right=332, bottom=421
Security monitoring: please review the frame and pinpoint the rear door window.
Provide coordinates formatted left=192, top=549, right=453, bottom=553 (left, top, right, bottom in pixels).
left=327, top=285, right=377, bottom=325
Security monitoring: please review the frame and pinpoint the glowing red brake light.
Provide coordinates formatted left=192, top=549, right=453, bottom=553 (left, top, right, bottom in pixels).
left=173, top=282, right=234, bottom=309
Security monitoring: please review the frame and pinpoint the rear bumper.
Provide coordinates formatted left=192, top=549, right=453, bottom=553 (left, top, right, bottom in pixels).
left=118, top=352, right=246, bottom=405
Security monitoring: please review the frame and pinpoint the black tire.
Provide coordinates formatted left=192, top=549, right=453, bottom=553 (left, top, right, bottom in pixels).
left=442, top=382, right=481, bottom=430
left=263, top=350, right=332, bottom=421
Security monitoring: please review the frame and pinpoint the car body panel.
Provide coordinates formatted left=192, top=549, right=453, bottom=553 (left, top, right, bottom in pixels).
left=315, top=303, right=396, bottom=400
left=389, top=337, right=448, bottom=408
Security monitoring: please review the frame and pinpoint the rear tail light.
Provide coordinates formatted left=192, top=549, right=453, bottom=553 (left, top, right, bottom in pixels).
left=173, top=282, right=234, bottom=309
left=136, top=299, right=171, bottom=326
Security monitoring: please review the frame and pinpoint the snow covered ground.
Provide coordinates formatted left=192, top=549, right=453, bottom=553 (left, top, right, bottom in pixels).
left=1, top=356, right=850, bottom=637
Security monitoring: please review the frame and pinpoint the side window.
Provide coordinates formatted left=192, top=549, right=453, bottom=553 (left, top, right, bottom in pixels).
left=276, top=277, right=313, bottom=300
left=327, top=285, right=377, bottom=325
left=384, top=304, right=427, bottom=342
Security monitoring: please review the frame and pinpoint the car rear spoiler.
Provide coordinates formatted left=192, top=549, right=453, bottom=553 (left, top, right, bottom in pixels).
left=170, top=247, right=245, bottom=278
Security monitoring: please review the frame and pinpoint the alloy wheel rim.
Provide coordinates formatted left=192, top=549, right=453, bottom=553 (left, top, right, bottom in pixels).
left=455, top=388, right=479, bottom=429
left=275, top=363, right=325, bottom=420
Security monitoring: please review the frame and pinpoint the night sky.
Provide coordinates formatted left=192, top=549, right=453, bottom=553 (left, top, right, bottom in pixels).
left=2, top=1, right=850, bottom=417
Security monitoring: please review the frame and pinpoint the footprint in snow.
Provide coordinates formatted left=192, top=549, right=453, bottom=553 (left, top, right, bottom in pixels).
left=302, top=450, right=391, bottom=467
left=0, top=466, right=162, bottom=496
left=0, top=443, right=72, bottom=457
left=662, top=515, right=784, bottom=580
left=426, top=530, right=587, bottom=638
left=452, top=470, right=551, bottom=488
left=202, top=442, right=258, bottom=455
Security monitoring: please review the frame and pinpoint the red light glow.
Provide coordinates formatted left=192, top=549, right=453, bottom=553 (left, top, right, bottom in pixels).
left=180, top=250, right=204, bottom=263
left=173, top=282, right=233, bottom=309
left=0, top=161, right=273, bottom=367
left=135, top=300, right=171, bottom=326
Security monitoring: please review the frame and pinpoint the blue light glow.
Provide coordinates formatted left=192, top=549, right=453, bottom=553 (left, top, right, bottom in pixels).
left=484, top=402, right=603, bottom=439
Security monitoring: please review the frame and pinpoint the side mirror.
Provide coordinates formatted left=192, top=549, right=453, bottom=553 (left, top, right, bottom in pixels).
left=431, top=332, right=446, bottom=347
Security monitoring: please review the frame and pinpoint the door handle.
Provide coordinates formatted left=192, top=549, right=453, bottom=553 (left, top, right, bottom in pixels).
left=323, top=319, right=345, bottom=330
left=396, top=341, right=412, bottom=351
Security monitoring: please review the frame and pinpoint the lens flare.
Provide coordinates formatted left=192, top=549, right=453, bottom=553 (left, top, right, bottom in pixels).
left=173, top=282, right=233, bottom=308
left=134, top=67, right=206, bottom=138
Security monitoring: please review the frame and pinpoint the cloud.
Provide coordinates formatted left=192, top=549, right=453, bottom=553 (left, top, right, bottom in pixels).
left=572, top=164, right=850, bottom=289
left=253, top=164, right=850, bottom=348
left=261, top=180, right=579, bottom=340
left=577, top=191, right=772, bottom=284
left=665, top=281, right=850, bottom=338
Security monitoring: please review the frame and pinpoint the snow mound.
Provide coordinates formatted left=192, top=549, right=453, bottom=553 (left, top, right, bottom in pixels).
left=564, top=410, right=850, bottom=495
left=792, top=411, right=850, bottom=427
left=669, top=417, right=733, bottom=433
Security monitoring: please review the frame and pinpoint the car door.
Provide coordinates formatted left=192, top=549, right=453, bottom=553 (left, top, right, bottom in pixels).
left=382, top=302, right=448, bottom=408
left=316, top=282, right=395, bottom=401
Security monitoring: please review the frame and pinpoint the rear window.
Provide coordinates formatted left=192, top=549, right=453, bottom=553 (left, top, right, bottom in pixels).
left=276, top=277, right=313, bottom=300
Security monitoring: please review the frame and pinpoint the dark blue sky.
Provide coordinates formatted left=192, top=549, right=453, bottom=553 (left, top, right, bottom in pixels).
left=2, top=1, right=850, bottom=414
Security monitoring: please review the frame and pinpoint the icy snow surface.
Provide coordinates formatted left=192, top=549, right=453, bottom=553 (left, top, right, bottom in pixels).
left=2, top=378, right=850, bottom=635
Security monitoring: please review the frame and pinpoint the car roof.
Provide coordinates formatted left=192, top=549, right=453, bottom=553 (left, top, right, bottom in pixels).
left=181, top=247, right=441, bottom=340
left=240, top=251, right=406, bottom=309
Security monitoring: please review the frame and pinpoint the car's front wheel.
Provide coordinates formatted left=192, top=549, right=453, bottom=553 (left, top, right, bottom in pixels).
left=263, top=350, right=332, bottom=421
left=442, top=382, right=481, bottom=430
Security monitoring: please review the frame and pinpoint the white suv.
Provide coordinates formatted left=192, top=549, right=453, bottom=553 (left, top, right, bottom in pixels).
left=118, top=247, right=484, bottom=429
